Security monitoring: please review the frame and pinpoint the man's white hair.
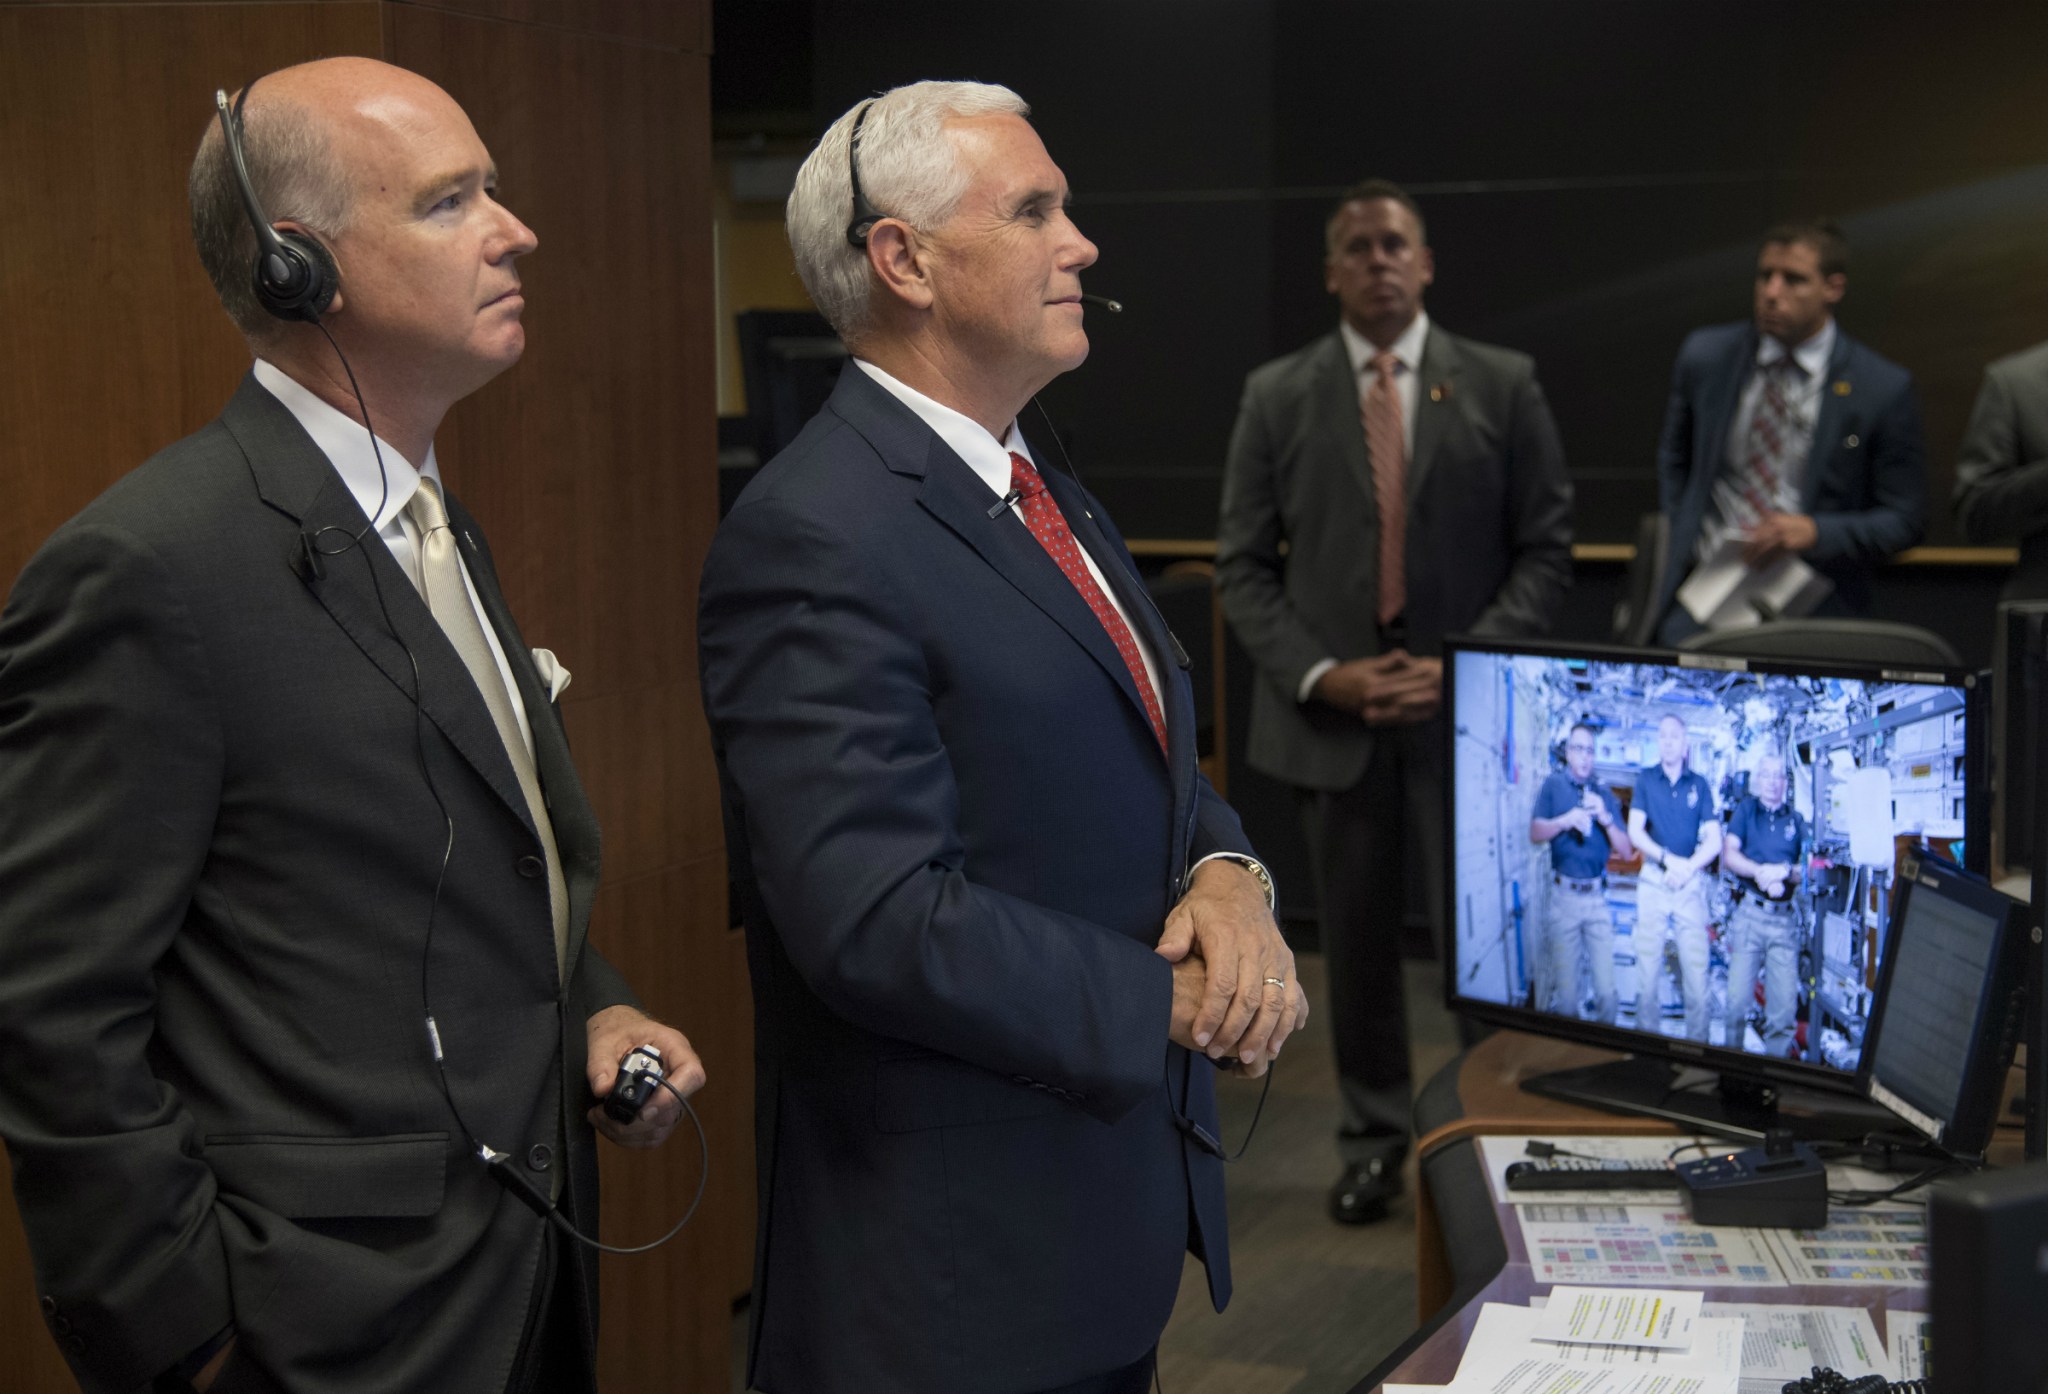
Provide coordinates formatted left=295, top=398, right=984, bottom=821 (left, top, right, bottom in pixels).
left=786, top=80, right=1030, bottom=343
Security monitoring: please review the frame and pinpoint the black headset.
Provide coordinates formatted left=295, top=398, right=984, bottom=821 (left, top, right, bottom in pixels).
left=213, top=80, right=339, bottom=322
left=843, top=98, right=886, bottom=248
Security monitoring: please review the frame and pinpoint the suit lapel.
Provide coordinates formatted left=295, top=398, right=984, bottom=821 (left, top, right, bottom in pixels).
left=1701, top=327, right=1757, bottom=486
left=916, top=436, right=1162, bottom=743
left=1408, top=326, right=1461, bottom=498
left=1800, top=331, right=1854, bottom=512
left=450, top=498, right=603, bottom=969
left=222, top=374, right=536, bottom=835
left=1312, top=334, right=1376, bottom=510
left=827, top=368, right=1168, bottom=762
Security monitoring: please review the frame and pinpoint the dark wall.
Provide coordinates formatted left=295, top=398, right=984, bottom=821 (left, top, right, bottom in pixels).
left=804, top=0, right=2048, bottom=545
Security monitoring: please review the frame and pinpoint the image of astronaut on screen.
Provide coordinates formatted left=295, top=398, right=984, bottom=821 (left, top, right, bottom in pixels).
left=1452, top=650, right=1968, bottom=1072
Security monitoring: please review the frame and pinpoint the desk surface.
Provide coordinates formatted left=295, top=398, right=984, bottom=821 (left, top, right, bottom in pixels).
left=1369, top=1031, right=1942, bottom=1389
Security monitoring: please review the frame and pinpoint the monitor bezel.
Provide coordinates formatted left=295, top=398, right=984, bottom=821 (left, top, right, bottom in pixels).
left=1441, top=633, right=1987, bottom=1101
left=1856, top=851, right=2026, bottom=1158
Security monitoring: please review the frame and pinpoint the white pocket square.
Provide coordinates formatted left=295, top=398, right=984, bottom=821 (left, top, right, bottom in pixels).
left=531, top=647, right=572, bottom=701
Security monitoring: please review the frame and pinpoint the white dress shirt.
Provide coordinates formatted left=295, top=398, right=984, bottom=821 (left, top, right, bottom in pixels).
left=1300, top=312, right=1433, bottom=702
left=252, top=358, right=535, bottom=756
left=851, top=358, right=1166, bottom=710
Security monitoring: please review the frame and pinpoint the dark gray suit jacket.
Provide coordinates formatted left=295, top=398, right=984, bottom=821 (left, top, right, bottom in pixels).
left=1953, top=338, right=2048, bottom=602
left=1216, top=325, right=1573, bottom=792
left=0, top=375, right=635, bottom=1394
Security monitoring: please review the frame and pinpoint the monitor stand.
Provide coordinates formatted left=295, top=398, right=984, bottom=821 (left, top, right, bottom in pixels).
left=1522, top=1055, right=1899, bottom=1142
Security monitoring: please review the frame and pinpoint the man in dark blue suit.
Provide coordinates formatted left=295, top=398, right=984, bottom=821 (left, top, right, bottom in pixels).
left=1650, top=220, right=1927, bottom=643
left=697, top=81, right=1305, bottom=1394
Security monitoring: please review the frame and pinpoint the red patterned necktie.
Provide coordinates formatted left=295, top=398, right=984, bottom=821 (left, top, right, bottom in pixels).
left=1362, top=351, right=1407, bottom=625
left=1007, top=452, right=1168, bottom=753
left=1737, top=356, right=1804, bottom=522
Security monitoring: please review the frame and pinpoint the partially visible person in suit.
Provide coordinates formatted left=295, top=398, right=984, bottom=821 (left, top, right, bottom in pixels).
left=698, top=80, right=1305, bottom=1394
left=1215, top=178, right=1573, bottom=1225
left=1650, top=219, right=1927, bottom=643
left=1953, top=339, right=2048, bottom=602
left=0, top=58, right=700, bottom=1394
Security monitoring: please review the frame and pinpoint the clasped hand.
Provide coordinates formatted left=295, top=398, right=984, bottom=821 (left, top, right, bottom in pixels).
left=1314, top=650, right=1442, bottom=727
left=1741, top=512, right=1818, bottom=568
left=1157, top=860, right=1307, bottom=1078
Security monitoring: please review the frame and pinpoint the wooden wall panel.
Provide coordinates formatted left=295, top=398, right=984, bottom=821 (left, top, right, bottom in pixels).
left=1, top=2, right=735, bottom=1390
left=385, top=4, right=736, bottom=1392
left=0, top=0, right=381, bottom=584
left=389, top=0, right=708, bottom=52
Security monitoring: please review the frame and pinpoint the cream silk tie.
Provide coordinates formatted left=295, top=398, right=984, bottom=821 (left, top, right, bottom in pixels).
left=405, top=478, right=569, bottom=981
left=1362, top=350, right=1407, bottom=626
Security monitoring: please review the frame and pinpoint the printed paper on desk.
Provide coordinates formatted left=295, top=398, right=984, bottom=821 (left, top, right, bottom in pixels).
left=1433, top=1358, right=1727, bottom=1394
left=1530, top=1287, right=1702, bottom=1349
left=1757, top=1207, right=1927, bottom=1287
left=1465, top=1304, right=1741, bottom=1373
left=1517, top=1203, right=1785, bottom=1288
left=1700, top=1303, right=1886, bottom=1389
left=1885, top=1310, right=1929, bottom=1379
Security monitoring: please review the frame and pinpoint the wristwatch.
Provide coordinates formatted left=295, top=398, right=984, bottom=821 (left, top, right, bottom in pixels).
left=1186, top=851, right=1276, bottom=910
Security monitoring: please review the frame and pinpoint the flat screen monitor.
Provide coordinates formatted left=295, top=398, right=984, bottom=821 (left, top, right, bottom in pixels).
left=1445, top=637, right=1986, bottom=1137
left=1860, top=852, right=2026, bottom=1158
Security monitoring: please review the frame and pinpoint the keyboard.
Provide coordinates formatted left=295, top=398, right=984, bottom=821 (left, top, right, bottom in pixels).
left=1504, top=1158, right=1681, bottom=1192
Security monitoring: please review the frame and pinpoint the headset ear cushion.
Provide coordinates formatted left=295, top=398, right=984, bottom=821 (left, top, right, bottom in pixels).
left=253, top=230, right=339, bottom=322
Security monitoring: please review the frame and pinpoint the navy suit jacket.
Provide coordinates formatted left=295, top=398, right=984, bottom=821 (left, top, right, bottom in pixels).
left=699, top=365, right=1250, bottom=1394
left=1653, top=321, right=1927, bottom=630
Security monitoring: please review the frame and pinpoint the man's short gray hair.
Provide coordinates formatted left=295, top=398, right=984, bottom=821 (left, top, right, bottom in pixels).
left=188, top=95, right=353, bottom=339
left=786, top=80, right=1030, bottom=343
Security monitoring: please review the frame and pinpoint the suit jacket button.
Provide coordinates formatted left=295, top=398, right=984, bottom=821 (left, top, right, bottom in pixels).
left=1845, top=433, right=1860, bottom=448
left=526, top=1143, right=553, bottom=1172
left=516, top=855, right=545, bottom=878
left=51, top=1314, right=71, bottom=1335
left=66, top=1334, right=84, bottom=1354
left=39, top=1295, right=55, bottom=1316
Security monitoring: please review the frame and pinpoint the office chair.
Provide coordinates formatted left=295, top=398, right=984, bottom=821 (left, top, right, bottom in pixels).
left=1677, top=619, right=1960, bottom=667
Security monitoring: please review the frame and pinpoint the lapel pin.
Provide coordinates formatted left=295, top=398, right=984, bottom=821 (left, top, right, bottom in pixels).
left=1430, top=382, right=1452, bottom=403
left=1832, top=380, right=1852, bottom=396
left=1845, top=434, right=1861, bottom=449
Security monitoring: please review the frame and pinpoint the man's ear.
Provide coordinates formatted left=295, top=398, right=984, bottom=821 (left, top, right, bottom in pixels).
left=1820, top=272, right=1846, bottom=309
left=865, top=219, right=932, bottom=312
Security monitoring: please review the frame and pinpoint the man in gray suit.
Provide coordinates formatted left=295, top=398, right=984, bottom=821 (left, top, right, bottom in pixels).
left=1954, top=339, right=2048, bottom=602
left=0, top=59, right=701, bottom=1394
left=1217, top=179, right=1573, bottom=1223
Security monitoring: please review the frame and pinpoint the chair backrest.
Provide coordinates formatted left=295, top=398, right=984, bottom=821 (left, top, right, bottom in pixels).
left=1611, top=511, right=1669, bottom=646
left=1146, top=561, right=1228, bottom=794
left=1677, top=619, right=1961, bottom=667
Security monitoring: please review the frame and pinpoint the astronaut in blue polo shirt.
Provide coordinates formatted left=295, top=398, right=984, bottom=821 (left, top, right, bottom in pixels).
left=1626, top=713, right=1721, bottom=1040
left=1721, top=749, right=1808, bottom=1056
left=1529, top=722, right=1634, bottom=1024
